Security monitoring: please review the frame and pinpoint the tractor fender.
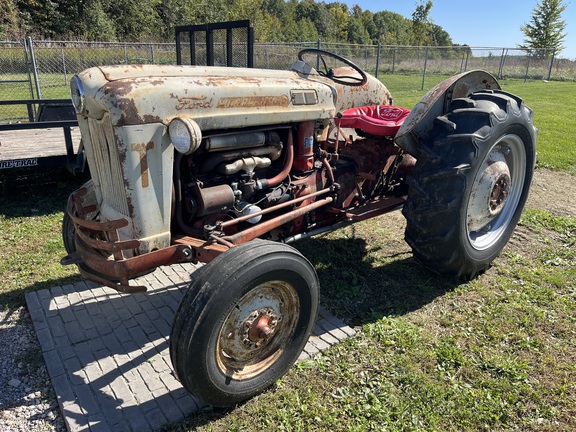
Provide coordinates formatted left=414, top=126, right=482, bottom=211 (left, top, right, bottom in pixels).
left=394, top=70, right=501, bottom=157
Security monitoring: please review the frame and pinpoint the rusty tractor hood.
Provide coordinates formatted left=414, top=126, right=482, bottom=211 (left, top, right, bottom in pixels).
left=71, top=64, right=393, bottom=256
left=75, top=64, right=391, bottom=130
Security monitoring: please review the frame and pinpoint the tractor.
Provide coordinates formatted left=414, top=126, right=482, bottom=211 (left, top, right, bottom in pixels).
left=62, top=48, right=536, bottom=407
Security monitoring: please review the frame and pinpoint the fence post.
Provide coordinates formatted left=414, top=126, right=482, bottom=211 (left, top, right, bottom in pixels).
left=61, top=45, right=68, bottom=85
left=151, top=44, right=155, bottom=64
left=123, top=45, right=128, bottom=63
left=316, top=39, right=321, bottom=70
left=547, top=49, right=555, bottom=81
left=27, top=37, right=42, bottom=100
left=464, top=49, right=470, bottom=72
left=22, top=39, right=36, bottom=118
left=497, top=48, right=507, bottom=79
left=375, top=42, right=381, bottom=79
left=421, top=46, right=429, bottom=90
left=392, top=47, right=396, bottom=73
left=524, top=53, right=531, bottom=83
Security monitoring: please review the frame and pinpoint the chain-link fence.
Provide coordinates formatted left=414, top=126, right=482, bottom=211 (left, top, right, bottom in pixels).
left=1, top=38, right=574, bottom=121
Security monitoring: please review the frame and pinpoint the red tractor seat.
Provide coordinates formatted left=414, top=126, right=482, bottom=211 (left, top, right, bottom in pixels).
left=338, top=105, right=411, bottom=136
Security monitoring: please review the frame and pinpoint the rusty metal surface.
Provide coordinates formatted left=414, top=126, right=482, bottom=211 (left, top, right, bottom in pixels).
left=395, top=70, right=500, bottom=156
left=171, top=235, right=230, bottom=263
left=330, top=69, right=393, bottom=113
left=64, top=186, right=215, bottom=292
left=342, top=196, right=406, bottom=221
left=257, top=129, right=294, bottom=189
left=222, top=197, right=334, bottom=245
left=75, top=65, right=337, bottom=129
left=83, top=119, right=174, bottom=254
left=71, top=61, right=395, bottom=260
left=72, top=234, right=193, bottom=291
left=217, top=280, right=300, bottom=380
left=67, top=60, right=412, bottom=294
left=195, top=184, right=236, bottom=217
left=218, top=187, right=334, bottom=229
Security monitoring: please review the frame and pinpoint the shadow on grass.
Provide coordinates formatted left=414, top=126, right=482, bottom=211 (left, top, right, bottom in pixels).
left=0, top=166, right=87, bottom=218
left=294, top=233, right=460, bottom=326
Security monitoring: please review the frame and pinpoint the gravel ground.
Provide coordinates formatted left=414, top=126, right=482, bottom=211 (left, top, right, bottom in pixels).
left=0, top=306, right=65, bottom=432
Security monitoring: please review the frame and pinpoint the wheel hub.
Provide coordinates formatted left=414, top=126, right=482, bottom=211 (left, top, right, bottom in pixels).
left=468, top=149, right=511, bottom=232
left=215, top=280, right=300, bottom=380
left=489, top=174, right=509, bottom=214
left=243, top=308, right=278, bottom=348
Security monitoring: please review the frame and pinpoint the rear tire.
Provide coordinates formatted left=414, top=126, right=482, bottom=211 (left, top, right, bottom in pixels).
left=403, top=90, right=537, bottom=279
left=170, top=240, right=319, bottom=407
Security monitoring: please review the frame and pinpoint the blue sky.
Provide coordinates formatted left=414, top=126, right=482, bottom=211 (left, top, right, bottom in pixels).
left=342, top=0, right=576, bottom=60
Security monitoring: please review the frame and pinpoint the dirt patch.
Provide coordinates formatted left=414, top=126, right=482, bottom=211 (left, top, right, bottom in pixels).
left=526, top=168, right=576, bottom=218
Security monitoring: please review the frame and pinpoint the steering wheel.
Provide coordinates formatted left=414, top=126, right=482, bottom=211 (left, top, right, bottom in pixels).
left=298, top=48, right=368, bottom=87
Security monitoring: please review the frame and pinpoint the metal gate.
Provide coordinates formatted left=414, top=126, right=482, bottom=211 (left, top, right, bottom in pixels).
left=0, top=37, right=43, bottom=121
left=175, top=20, right=254, bottom=68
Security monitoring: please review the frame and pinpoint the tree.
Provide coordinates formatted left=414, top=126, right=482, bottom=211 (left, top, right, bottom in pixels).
left=520, top=0, right=567, bottom=57
left=328, top=5, right=348, bottom=41
left=429, top=23, right=452, bottom=46
left=83, top=0, right=117, bottom=41
left=373, top=11, right=411, bottom=45
left=0, top=0, right=21, bottom=39
left=410, top=0, right=433, bottom=46
left=17, top=0, right=64, bottom=38
left=347, top=5, right=370, bottom=44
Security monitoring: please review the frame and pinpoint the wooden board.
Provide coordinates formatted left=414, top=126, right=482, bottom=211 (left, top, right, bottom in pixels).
left=0, top=127, right=82, bottom=169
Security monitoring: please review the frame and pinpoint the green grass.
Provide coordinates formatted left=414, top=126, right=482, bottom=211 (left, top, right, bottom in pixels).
left=0, top=169, right=85, bottom=306
left=0, top=73, right=71, bottom=120
left=502, top=80, right=576, bottom=174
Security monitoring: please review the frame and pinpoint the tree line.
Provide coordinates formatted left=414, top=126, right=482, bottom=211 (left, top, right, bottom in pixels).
left=0, top=0, right=457, bottom=47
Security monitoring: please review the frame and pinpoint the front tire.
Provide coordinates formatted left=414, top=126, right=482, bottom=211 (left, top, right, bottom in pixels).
left=62, top=211, right=76, bottom=255
left=170, top=240, right=319, bottom=407
left=403, top=90, right=537, bottom=279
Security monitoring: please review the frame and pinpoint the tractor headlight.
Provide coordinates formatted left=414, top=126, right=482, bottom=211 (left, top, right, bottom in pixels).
left=70, top=76, right=85, bottom=114
left=168, top=117, right=202, bottom=154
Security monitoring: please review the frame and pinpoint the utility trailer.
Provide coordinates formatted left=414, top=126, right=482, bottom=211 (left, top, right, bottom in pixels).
left=0, top=99, right=84, bottom=174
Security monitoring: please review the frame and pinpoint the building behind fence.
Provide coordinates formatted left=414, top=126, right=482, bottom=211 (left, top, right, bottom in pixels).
left=1, top=38, right=575, bottom=121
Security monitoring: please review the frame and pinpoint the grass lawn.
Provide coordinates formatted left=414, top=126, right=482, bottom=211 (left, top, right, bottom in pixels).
left=0, top=73, right=575, bottom=431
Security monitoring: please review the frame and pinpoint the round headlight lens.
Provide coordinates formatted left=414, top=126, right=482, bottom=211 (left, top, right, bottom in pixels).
left=168, top=118, right=202, bottom=154
left=70, top=76, right=85, bottom=114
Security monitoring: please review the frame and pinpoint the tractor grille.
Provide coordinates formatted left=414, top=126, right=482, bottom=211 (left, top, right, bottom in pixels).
left=86, top=114, right=130, bottom=217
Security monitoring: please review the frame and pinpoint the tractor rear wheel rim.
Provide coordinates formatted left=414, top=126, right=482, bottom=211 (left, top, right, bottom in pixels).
left=467, top=134, right=526, bottom=251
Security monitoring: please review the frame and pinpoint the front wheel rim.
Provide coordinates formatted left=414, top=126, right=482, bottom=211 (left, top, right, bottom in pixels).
left=216, top=280, right=300, bottom=380
left=467, top=134, right=527, bottom=251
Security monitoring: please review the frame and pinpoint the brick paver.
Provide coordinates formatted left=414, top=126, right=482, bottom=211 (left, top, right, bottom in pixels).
left=26, top=263, right=355, bottom=432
